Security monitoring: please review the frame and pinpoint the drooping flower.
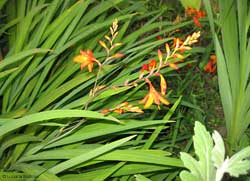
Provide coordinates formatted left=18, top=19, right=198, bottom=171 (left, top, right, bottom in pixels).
left=73, top=50, right=101, bottom=72
left=205, top=55, right=217, bottom=73
left=139, top=79, right=169, bottom=109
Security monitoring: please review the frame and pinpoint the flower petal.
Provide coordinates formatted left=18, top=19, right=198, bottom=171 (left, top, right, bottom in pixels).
left=138, top=94, right=149, bottom=104
left=160, top=74, right=167, bottom=95
left=165, top=43, right=170, bottom=58
left=73, top=55, right=86, bottom=63
left=173, top=53, right=184, bottom=60
left=192, top=16, right=201, bottom=27
left=144, top=93, right=154, bottom=109
left=99, top=40, right=109, bottom=51
left=153, top=90, right=160, bottom=106
left=111, top=53, right=124, bottom=58
left=159, top=94, right=170, bottom=105
left=88, top=62, right=94, bottom=72
left=149, top=60, right=157, bottom=69
left=169, top=63, right=179, bottom=70
left=158, top=49, right=163, bottom=62
left=80, top=63, right=87, bottom=70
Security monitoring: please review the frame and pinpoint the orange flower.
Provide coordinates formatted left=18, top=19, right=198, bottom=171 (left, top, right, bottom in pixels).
left=205, top=55, right=217, bottom=73
left=139, top=60, right=157, bottom=79
left=157, top=35, right=163, bottom=40
left=141, top=64, right=149, bottom=72
left=196, top=10, right=206, bottom=18
left=139, top=79, right=169, bottom=109
left=185, top=7, right=197, bottom=16
left=185, top=7, right=206, bottom=18
left=192, top=16, right=201, bottom=27
left=149, top=59, right=157, bottom=69
left=185, top=7, right=206, bottom=27
left=73, top=50, right=100, bottom=72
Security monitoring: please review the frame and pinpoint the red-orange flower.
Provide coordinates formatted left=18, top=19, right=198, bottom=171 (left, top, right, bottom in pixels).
left=185, top=7, right=206, bottom=18
left=141, top=64, right=149, bottom=72
left=73, top=50, right=100, bottom=72
left=205, top=55, right=217, bottom=73
left=185, top=7, right=197, bottom=16
left=139, top=60, right=157, bottom=79
left=185, top=7, right=206, bottom=27
left=149, top=59, right=157, bottom=69
left=192, top=16, right=201, bottom=27
left=196, top=11, right=206, bottom=18
left=139, top=79, right=169, bottom=109
left=157, top=35, right=163, bottom=40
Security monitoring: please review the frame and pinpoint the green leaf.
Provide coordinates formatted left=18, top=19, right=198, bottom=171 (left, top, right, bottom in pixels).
left=180, top=152, right=201, bottom=181
left=0, top=48, right=51, bottom=71
left=226, top=146, right=250, bottom=177
left=0, top=110, right=120, bottom=137
left=61, top=163, right=171, bottom=180
left=193, top=122, right=214, bottom=180
left=43, top=120, right=170, bottom=149
left=180, top=121, right=215, bottom=181
left=0, top=134, right=42, bottom=157
left=212, top=131, right=225, bottom=168
left=0, top=0, right=7, bottom=10
left=143, top=96, right=182, bottom=149
left=181, top=121, right=250, bottom=181
left=13, top=163, right=60, bottom=181
left=0, top=67, right=18, bottom=80
left=48, top=135, right=136, bottom=174
left=134, top=174, right=152, bottom=181
left=20, top=149, right=182, bottom=168
left=179, top=0, right=201, bottom=10
left=92, top=162, right=126, bottom=181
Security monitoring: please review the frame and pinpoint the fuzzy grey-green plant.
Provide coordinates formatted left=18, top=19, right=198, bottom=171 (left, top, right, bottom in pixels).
left=180, top=121, right=250, bottom=181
